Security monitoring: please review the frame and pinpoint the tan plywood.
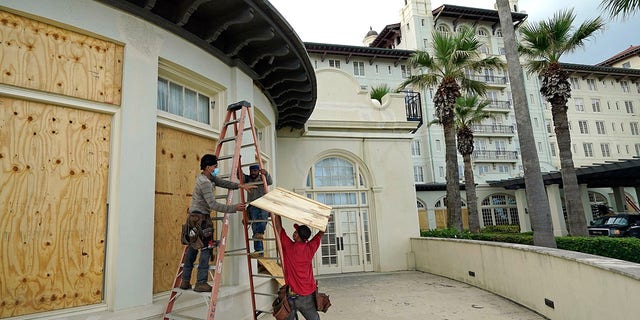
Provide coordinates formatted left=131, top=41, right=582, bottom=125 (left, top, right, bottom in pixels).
left=250, top=187, right=332, bottom=231
left=0, top=97, right=110, bottom=317
left=257, top=258, right=285, bottom=286
left=0, top=10, right=123, bottom=105
left=153, top=125, right=217, bottom=293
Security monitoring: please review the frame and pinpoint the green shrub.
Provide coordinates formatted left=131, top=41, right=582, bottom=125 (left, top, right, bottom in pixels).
left=480, top=225, right=520, bottom=233
left=421, top=228, right=640, bottom=264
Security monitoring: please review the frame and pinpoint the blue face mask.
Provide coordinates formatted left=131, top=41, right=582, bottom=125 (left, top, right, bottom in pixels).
left=212, top=167, right=220, bottom=177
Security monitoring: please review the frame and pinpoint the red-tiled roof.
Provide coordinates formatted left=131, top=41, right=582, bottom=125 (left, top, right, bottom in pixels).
left=596, top=45, right=640, bottom=67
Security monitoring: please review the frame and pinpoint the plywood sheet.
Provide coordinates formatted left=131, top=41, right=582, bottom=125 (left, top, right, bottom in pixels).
left=153, top=125, right=216, bottom=293
left=250, top=187, right=331, bottom=231
left=258, top=259, right=285, bottom=287
left=0, top=97, right=110, bottom=317
left=0, top=10, right=123, bottom=105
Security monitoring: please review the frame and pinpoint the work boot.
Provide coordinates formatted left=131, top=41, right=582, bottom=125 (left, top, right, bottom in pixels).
left=179, top=281, right=191, bottom=290
left=194, top=282, right=212, bottom=292
left=254, top=233, right=264, bottom=240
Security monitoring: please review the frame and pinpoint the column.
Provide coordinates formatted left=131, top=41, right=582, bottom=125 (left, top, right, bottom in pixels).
left=514, top=189, right=531, bottom=232
left=612, top=187, right=626, bottom=212
left=580, top=184, right=594, bottom=223
left=546, top=184, right=568, bottom=236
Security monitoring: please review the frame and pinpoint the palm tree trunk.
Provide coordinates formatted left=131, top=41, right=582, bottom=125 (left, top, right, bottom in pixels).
left=444, top=120, right=463, bottom=231
left=551, top=105, right=588, bottom=236
left=462, top=153, right=480, bottom=233
left=496, top=0, right=556, bottom=247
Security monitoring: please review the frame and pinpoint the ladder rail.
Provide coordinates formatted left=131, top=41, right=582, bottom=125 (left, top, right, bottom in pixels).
left=246, top=108, right=287, bottom=282
left=207, top=103, right=248, bottom=319
left=164, top=101, right=284, bottom=320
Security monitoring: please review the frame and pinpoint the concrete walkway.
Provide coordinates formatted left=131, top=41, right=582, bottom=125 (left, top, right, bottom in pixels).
left=314, top=271, right=546, bottom=320
left=40, top=271, right=546, bottom=320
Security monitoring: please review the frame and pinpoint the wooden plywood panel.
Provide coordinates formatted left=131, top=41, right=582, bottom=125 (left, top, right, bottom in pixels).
left=0, top=10, right=123, bottom=105
left=251, top=187, right=331, bottom=232
left=0, top=96, right=110, bottom=317
left=434, top=208, right=470, bottom=230
left=418, top=209, right=428, bottom=231
left=153, top=126, right=216, bottom=293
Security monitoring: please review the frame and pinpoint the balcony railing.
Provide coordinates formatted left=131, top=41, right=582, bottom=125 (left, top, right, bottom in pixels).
left=471, top=125, right=515, bottom=134
left=400, top=91, right=423, bottom=131
left=485, top=100, right=511, bottom=111
left=472, top=150, right=518, bottom=161
left=469, top=75, right=508, bottom=85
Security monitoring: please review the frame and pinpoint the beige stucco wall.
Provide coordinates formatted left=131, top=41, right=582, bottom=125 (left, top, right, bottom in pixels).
left=411, top=237, right=640, bottom=320
left=277, top=68, right=419, bottom=272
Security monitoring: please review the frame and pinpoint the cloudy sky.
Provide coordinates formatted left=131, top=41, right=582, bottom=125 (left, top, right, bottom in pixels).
left=268, top=0, right=640, bottom=65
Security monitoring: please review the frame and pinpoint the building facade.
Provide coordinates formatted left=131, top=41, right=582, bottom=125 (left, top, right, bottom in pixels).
left=305, top=0, right=639, bottom=233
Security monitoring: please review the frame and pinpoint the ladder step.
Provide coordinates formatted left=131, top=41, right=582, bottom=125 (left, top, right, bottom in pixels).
left=165, top=312, right=210, bottom=320
left=252, top=273, right=284, bottom=280
left=247, top=219, right=271, bottom=223
left=217, top=154, right=233, bottom=161
left=254, top=292, right=279, bottom=297
left=223, top=118, right=240, bottom=126
left=219, top=136, right=237, bottom=144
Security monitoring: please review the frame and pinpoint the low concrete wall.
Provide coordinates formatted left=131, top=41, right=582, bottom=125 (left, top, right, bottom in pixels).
left=411, top=237, right=640, bottom=320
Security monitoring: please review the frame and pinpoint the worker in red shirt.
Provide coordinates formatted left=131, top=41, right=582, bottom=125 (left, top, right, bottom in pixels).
left=274, top=214, right=325, bottom=320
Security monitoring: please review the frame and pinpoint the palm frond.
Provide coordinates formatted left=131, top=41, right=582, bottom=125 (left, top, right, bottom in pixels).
left=600, top=0, right=640, bottom=19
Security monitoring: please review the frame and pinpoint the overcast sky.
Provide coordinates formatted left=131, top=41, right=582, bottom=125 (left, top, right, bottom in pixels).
left=268, top=0, right=640, bottom=65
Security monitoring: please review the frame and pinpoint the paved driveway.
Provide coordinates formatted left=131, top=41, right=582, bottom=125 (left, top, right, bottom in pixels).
left=314, top=271, right=547, bottom=320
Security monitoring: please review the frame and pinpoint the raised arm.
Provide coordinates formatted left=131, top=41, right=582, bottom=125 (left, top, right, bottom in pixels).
left=274, top=214, right=283, bottom=234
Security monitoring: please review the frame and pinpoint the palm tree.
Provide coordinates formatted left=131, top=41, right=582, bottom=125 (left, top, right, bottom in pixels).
left=496, top=0, right=557, bottom=248
left=600, top=0, right=640, bottom=18
left=399, top=26, right=504, bottom=231
left=518, top=9, right=605, bottom=236
left=453, top=95, right=494, bottom=233
left=371, top=84, right=392, bottom=103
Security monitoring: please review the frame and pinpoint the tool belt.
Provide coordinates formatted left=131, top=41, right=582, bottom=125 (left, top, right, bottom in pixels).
left=180, top=212, right=213, bottom=250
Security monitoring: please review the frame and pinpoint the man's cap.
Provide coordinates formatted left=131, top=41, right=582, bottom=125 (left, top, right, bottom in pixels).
left=200, top=154, right=218, bottom=169
left=294, top=223, right=311, bottom=241
left=249, top=164, right=260, bottom=171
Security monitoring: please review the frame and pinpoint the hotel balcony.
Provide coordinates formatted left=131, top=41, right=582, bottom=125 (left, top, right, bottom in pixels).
left=471, top=125, right=515, bottom=137
left=472, top=150, right=519, bottom=162
left=469, top=75, right=508, bottom=88
left=484, top=100, right=511, bottom=113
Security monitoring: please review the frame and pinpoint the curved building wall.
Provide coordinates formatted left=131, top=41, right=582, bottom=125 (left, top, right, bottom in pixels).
left=0, top=1, right=277, bottom=318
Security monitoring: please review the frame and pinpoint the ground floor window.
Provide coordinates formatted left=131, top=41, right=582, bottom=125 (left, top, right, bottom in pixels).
left=480, top=194, right=519, bottom=226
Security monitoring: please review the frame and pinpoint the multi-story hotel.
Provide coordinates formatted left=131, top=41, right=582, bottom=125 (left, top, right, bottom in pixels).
left=1, top=0, right=638, bottom=319
left=305, top=0, right=640, bottom=232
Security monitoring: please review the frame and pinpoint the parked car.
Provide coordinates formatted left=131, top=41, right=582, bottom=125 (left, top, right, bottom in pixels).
left=589, top=216, right=609, bottom=228
left=588, top=213, right=640, bottom=238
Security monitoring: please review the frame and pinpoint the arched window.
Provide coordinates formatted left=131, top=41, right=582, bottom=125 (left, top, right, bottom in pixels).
left=589, top=191, right=609, bottom=218
left=477, top=28, right=488, bottom=37
left=436, top=24, right=450, bottom=34
left=306, top=156, right=372, bottom=273
left=495, top=29, right=503, bottom=37
left=481, top=194, right=518, bottom=226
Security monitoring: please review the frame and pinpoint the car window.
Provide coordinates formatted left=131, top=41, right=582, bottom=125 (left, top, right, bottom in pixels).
left=605, top=217, right=628, bottom=226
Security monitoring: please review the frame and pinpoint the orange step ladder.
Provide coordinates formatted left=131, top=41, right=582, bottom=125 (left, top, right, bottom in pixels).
left=163, top=101, right=285, bottom=319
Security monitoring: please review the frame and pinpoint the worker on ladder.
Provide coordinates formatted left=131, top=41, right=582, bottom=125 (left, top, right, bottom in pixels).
left=242, top=164, right=272, bottom=257
left=274, top=214, right=326, bottom=319
left=181, top=154, right=254, bottom=292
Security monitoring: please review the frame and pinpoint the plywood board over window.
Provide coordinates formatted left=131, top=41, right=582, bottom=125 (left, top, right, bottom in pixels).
left=153, top=125, right=216, bottom=293
left=0, top=10, right=123, bottom=105
left=0, top=97, right=111, bottom=317
left=251, top=187, right=332, bottom=231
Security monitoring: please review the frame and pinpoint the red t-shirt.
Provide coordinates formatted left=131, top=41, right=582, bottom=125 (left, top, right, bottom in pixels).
left=279, top=228, right=322, bottom=296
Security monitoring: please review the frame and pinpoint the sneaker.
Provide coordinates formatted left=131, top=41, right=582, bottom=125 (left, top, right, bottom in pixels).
left=194, top=282, right=212, bottom=292
left=179, top=281, right=192, bottom=290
